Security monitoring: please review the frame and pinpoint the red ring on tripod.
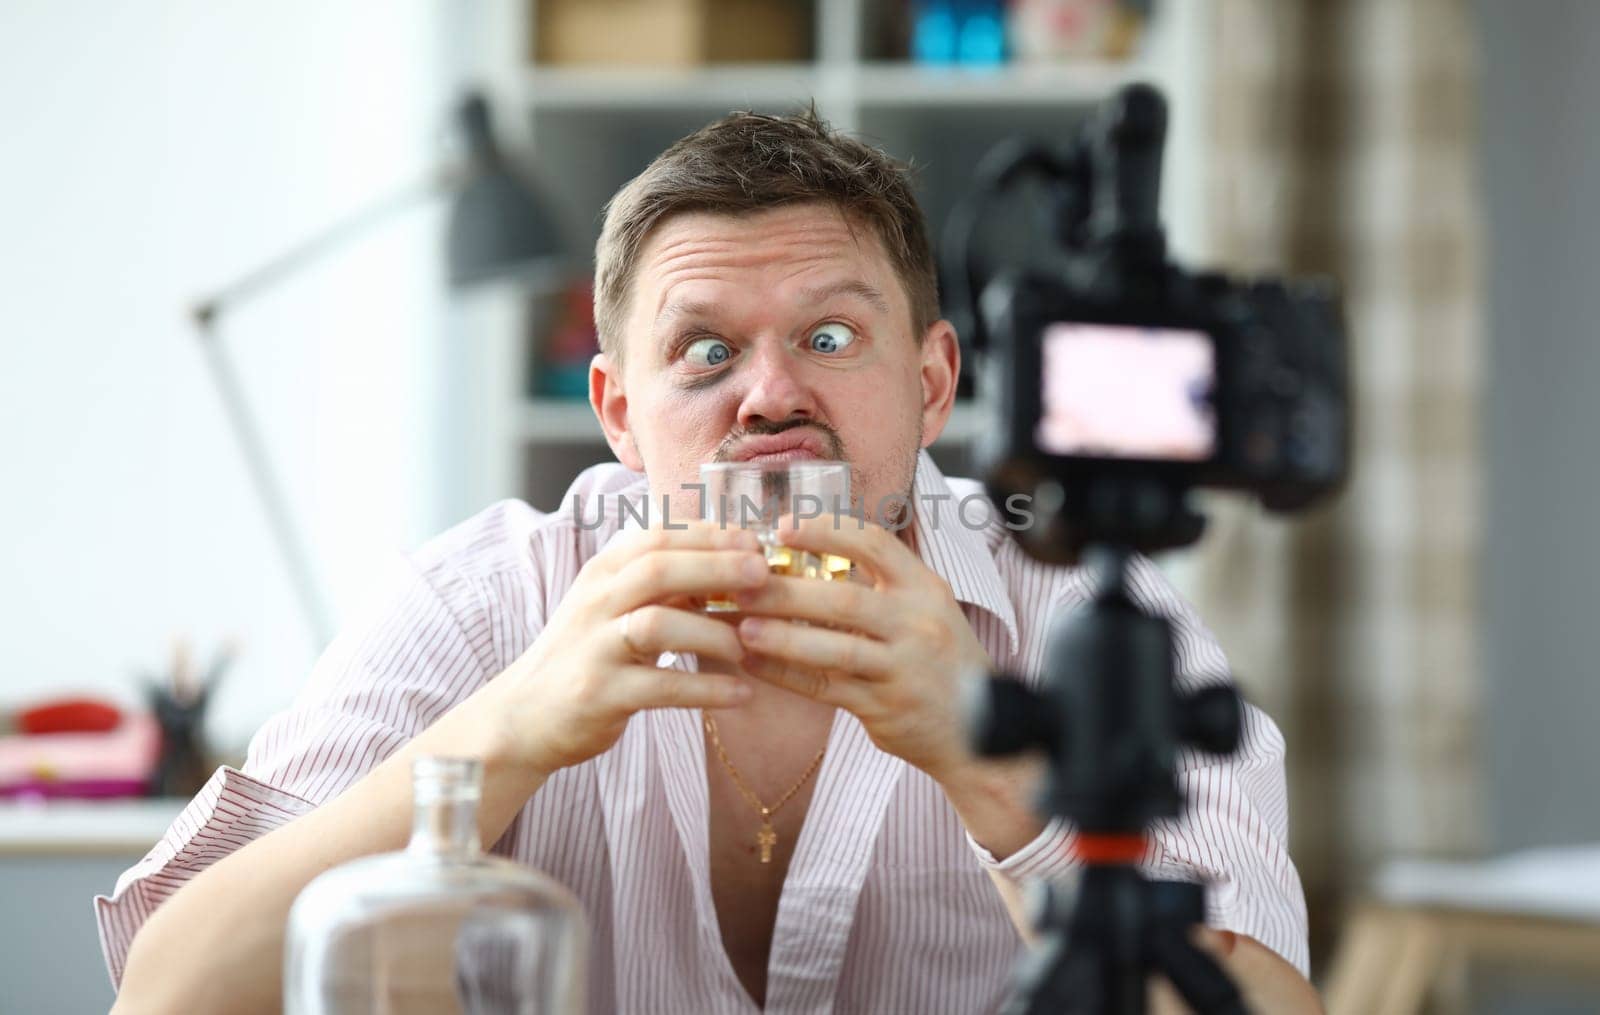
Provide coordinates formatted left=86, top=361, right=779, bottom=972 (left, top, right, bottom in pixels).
left=1071, top=834, right=1147, bottom=864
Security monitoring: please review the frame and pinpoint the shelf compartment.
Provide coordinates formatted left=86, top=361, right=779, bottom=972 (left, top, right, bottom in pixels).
left=524, top=64, right=827, bottom=109
left=520, top=398, right=605, bottom=442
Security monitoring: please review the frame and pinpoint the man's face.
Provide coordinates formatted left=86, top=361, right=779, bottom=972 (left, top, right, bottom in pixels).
left=590, top=202, right=959, bottom=527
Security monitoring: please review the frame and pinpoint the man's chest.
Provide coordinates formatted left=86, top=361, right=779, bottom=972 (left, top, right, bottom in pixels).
left=520, top=696, right=1020, bottom=1011
left=701, top=705, right=834, bottom=1005
left=705, top=758, right=813, bottom=991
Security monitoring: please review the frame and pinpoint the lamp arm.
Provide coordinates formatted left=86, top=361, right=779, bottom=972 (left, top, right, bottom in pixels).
left=193, top=165, right=458, bottom=325
left=190, top=163, right=458, bottom=650
left=195, top=324, right=338, bottom=648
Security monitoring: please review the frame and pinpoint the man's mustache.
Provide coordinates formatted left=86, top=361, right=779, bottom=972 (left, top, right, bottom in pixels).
left=713, top=419, right=846, bottom=462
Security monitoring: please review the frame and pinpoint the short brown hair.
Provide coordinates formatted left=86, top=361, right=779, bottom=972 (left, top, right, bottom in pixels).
left=594, top=107, right=939, bottom=360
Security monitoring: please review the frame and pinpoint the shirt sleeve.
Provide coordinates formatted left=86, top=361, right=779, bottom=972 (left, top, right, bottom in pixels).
left=965, top=555, right=1311, bottom=977
left=93, top=551, right=499, bottom=989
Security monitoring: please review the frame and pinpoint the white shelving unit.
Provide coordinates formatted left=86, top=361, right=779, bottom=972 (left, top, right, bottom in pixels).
left=521, top=60, right=1149, bottom=110
left=455, top=0, right=1213, bottom=514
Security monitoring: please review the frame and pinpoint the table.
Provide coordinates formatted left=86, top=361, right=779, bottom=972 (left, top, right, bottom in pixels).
left=1326, top=847, right=1600, bottom=1014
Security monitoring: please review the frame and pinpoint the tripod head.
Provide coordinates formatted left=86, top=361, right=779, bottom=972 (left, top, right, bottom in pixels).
left=973, top=545, right=1240, bottom=834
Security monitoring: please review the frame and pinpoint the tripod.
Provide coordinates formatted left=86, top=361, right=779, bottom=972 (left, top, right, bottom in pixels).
left=973, top=544, right=1248, bottom=1014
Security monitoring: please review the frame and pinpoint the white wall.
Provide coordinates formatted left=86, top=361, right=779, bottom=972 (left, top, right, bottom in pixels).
left=0, top=0, right=459, bottom=753
left=1475, top=0, right=1600, bottom=854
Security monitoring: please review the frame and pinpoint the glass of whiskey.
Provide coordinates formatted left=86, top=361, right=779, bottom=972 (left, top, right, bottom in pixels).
left=699, top=460, right=853, bottom=613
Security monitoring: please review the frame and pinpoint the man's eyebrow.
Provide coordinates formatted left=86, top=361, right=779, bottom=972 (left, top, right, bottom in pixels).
left=799, top=280, right=892, bottom=315
left=653, top=299, right=720, bottom=337
left=652, top=281, right=892, bottom=337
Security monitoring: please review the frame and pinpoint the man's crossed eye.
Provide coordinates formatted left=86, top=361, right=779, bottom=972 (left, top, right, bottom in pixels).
left=683, top=324, right=858, bottom=368
left=808, top=323, right=857, bottom=355
left=685, top=336, right=733, bottom=367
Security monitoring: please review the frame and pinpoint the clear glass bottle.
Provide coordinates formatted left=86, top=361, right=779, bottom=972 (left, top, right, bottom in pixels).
left=285, top=757, right=586, bottom=1014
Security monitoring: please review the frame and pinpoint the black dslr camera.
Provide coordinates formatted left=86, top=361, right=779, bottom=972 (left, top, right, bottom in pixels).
left=946, top=83, right=1348, bottom=563
left=945, top=84, right=1348, bottom=1014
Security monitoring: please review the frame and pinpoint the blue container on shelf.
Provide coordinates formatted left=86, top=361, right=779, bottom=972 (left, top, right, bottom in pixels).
left=911, top=0, right=1007, bottom=66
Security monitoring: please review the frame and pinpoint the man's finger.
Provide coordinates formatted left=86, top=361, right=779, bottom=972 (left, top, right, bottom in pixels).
left=592, top=522, right=760, bottom=575
left=740, top=655, right=869, bottom=711
left=731, top=575, right=896, bottom=637
left=737, top=617, right=892, bottom=680
left=612, top=664, right=753, bottom=711
left=610, top=605, right=746, bottom=664
left=607, top=548, right=768, bottom=614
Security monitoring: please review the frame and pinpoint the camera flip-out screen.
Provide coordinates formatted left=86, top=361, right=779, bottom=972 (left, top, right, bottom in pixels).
left=1036, top=322, right=1217, bottom=462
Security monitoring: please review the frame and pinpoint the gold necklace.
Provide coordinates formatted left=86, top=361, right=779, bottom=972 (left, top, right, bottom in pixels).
left=703, top=713, right=827, bottom=863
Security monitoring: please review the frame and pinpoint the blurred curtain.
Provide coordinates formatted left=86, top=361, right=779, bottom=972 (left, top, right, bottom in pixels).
left=1189, top=0, right=1485, bottom=962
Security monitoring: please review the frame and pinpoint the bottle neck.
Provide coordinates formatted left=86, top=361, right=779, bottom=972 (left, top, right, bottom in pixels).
left=407, top=757, right=483, bottom=859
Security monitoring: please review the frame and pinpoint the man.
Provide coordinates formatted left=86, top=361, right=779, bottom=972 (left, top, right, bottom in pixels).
left=102, top=109, right=1318, bottom=1012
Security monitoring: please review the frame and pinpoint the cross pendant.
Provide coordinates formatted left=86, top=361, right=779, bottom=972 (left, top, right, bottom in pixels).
left=757, top=822, right=778, bottom=864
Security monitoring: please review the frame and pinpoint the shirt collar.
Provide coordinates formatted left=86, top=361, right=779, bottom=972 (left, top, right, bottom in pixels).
left=908, top=450, right=1020, bottom=654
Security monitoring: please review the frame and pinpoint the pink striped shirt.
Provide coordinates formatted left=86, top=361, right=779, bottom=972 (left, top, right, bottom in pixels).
left=95, top=452, right=1308, bottom=1011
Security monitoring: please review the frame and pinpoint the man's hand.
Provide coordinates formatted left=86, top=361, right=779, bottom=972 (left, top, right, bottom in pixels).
left=1150, top=929, right=1324, bottom=1014
left=731, top=517, right=1323, bottom=1014
left=112, top=522, right=771, bottom=1015
left=728, top=514, right=991, bottom=781
left=477, top=522, right=768, bottom=780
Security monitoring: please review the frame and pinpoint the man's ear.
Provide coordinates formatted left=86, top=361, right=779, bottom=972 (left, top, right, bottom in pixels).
left=590, top=352, right=645, bottom=471
left=917, top=319, right=961, bottom=449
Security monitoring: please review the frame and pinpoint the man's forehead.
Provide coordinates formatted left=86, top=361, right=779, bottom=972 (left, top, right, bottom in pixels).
left=640, top=205, right=887, bottom=276
left=637, top=207, right=896, bottom=309
left=653, top=278, right=893, bottom=333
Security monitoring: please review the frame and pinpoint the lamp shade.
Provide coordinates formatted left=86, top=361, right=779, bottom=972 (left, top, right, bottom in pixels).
left=445, top=92, right=564, bottom=287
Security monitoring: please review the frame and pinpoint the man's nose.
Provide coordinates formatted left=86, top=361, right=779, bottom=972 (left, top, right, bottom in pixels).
left=735, top=343, right=819, bottom=428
